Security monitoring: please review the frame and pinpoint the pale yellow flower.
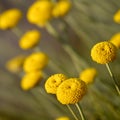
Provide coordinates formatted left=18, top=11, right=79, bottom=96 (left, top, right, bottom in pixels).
left=0, top=8, right=22, bottom=30
left=27, top=1, right=54, bottom=27
left=91, top=41, right=117, bottom=64
left=5, top=55, right=26, bottom=73
left=56, top=116, right=70, bottom=120
left=113, top=9, right=120, bottom=24
left=52, top=0, right=71, bottom=18
left=45, top=73, right=68, bottom=94
left=21, top=71, right=43, bottom=90
left=57, top=78, right=87, bottom=104
left=80, top=68, right=97, bottom=84
left=110, top=33, right=120, bottom=49
left=23, top=52, right=49, bottom=72
left=19, top=30, right=41, bottom=50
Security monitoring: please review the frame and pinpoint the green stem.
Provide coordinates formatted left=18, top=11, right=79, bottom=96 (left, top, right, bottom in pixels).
left=105, top=63, right=120, bottom=95
left=75, top=103, right=86, bottom=120
left=66, top=104, right=79, bottom=120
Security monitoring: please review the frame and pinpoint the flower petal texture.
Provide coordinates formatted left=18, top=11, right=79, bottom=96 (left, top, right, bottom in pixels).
left=45, top=73, right=68, bottom=94
left=56, top=116, right=70, bottom=120
left=56, top=78, right=87, bottom=104
left=91, top=41, right=117, bottom=64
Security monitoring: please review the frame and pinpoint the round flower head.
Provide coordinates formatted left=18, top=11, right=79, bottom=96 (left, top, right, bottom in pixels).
left=52, top=0, right=71, bottom=18
left=5, top=55, right=26, bottom=73
left=79, top=68, right=97, bottom=84
left=91, top=41, right=117, bottom=64
left=0, top=8, right=22, bottom=30
left=21, top=71, right=43, bottom=90
left=56, top=78, right=87, bottom=104
left=23, top=52, right=49, bottom=72
left=19, top=30, right=41, bottom=50
left=110, top=33, right=120, bottom=49
left=27, top=1, right=54, bottom=27
left=56, top=116, right=70, bottom=120
left=45, top=73, right=67, bottom=94
left=113, top=9, right=120, bottom=24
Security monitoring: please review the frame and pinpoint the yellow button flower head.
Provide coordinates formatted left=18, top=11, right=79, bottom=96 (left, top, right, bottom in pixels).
left=79, top=68, right=97, bottom=84
left=56, top=116, right=70, bottom=120
left=5, top=55, right=26, bottom=73
left=45, top=73, right=67, bottom=94
left=21, top=71, right=43, bottom=90
left=91, top=41, right=117, bottom=64
left=52, top=0, right=71, bottom=18
left=0, top=8, right=22, bottom=30
left=110, top=33, right=120, bottom=49
left=23, top=52, right=49, bottom=72
left=113, top=9, right=120, bottom=24
left=57, top=78, right=87, bottom=104
left=19, top=30, right=41, bottom=50
left=27, top=1, right=54, bottom=27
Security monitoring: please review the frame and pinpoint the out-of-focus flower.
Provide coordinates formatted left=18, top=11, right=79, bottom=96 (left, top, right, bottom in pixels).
left=79, top=68, right=97, bottom=84
left=113, top=9, right=120, bottom=24
left=56, top=78, right=87, bottom=104
left=0, top=8, right=22, bottom=30
left=21, top=71, right=43, bottom=90
left=5, top=55, right=26, bottom=73
left=91, top=41, right=117, bottom=64
left=52, top=0, right=71, bottom=18
left=56, top=116, right=70, bottom=120
left=45, top=73, right=68, bottom=94
left=23, top=52, right=49, bottom=72
left=110, top=33, right=120, bottom=49
left=19, top=30, right=41, bottom=50
left=27, top=0, right=54, bottom=27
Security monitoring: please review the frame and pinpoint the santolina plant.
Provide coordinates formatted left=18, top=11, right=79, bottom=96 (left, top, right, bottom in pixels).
left=1, top=0, right=120, bottom=120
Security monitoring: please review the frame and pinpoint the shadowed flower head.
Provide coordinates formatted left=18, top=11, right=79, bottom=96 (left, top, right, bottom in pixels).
left=113, top=9, right=120, bottom=24
left=5, top=55, right=26, bottom=73
left=27, top=0, right=54, bottom=27
left=21, top=71, right=43, bottom=90
left=23, top=52, right=49, bottom=73
left=56, top=116, right=70, bottom=120
left=56, top=78, right=87, bottom=104
left=52, top=0, right=71, bottom=18
left=0, top=8, right=22, bottom=30
left=110, top=33, right=120, bottom=49
left=80, top=68, right=97, bottom=84
left=45, top=73, right=68, bottom=94
left=91, top=41, right=117, bottom=64
left=19, top=29, right=41, bottom=50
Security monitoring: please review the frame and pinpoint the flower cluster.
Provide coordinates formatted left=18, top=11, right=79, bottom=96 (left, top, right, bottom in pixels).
left=45, top=73, right=87, bottom=105
left=27, top=0, right=71, bottom=27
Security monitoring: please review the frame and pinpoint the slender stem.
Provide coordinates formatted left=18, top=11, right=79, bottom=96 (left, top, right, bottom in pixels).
left=106, top=63, right=120, bottom=95
left=66, top=104, right=79, bottom=120
left=75, top=103, right=86, bottom=120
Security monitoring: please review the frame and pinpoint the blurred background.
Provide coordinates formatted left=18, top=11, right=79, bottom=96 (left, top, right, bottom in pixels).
left=0, top=0, right=120, bottom=120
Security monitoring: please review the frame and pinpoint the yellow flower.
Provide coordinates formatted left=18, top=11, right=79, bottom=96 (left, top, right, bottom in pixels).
left=19, top=30, right=41, bottom=50
left=113, top=9, right=120, bottom=24
left=27, top=1, right=54, bottom=27
left=91, top=41, right=117, bottom=64
left=52, top=0, right=71, bottom=18
left=0, top=8, right=22, bottom=30
left=110, top=33, right=120, bottom=49
left=56, top=78, right=87, bottom=104
left=23, top=52, right=49, bottom=72
left=21, top=71, right=43, bottom=90
left=45, top=73, right=68, bottom=94
left=5, top=55, right=26, bottom=73
left=79, top=68, right=97, bottom=84
left=56, top=116, right=70, bottom=120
